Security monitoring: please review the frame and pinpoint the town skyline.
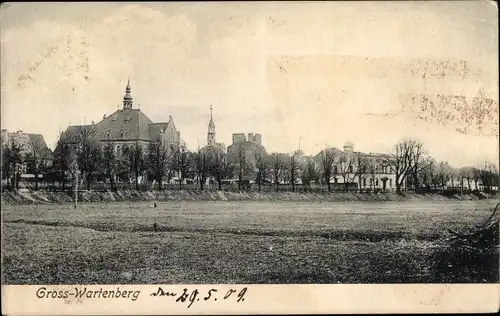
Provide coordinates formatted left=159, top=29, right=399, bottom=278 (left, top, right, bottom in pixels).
left=1, top=2, right=498, bottom=168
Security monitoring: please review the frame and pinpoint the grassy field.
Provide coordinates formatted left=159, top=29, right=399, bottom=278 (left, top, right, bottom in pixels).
left=2, top=200, right=498, bottom=284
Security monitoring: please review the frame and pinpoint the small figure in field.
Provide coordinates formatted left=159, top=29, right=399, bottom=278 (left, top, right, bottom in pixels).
left=153, top=222, right=158, bottom=232
left=150, top=201, right=158, bottom=208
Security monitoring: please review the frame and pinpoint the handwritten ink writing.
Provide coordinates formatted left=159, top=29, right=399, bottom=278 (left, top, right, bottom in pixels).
left=224, top=289, right=236, bottom=299
left=204, top=289, right=217, bottom=301
left=150, top=287, right=177, bottom=297
left=237, top=287, right=247, bottom=302
left=149, top=287, right=248, bottom=307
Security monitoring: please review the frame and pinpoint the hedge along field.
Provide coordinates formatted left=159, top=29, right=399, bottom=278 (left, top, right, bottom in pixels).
left=2, top=200, right=498, bottom=284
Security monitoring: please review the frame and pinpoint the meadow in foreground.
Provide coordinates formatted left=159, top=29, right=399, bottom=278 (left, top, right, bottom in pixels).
left=2, top=200, right=498, bottom=284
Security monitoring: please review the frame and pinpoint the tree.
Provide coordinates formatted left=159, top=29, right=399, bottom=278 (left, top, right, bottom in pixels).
left=288, top=153, right=299, bottom=192
left=354, top=152, right=367, bottom=192
left=74, top=125, right=101, bottom=191
left=472, top=167, right=481, bottom=191
left=101, top=142, right=117, bottom=191
left=25, top=136, right=49, bottom=191
left=385, top=139, right=425, bottom=194
left=480, top=162, right=499, bottom=192
left=128, top=143, right=145, bottom=190
left=458, top=167, right=474, bottom=193
left=172, top=141, right=191, bottom=190
left=235, top=143, right=248, bottom=191
left=146, top=142, right=174, bottom=191
left=302, top=158, right=319, bottom=188
left=194, top=148, right=211, bottom=190
left=338, top=153, right=355, bottom=192
left=409, top=142, right=426, bottom=191
left=366, top=158, right=377, bottom=191
left=209, top=147, right=231, bottom=191
left=318, top=148, right=338, bottom=192
left=254, top=151, right=269, bottom=192
left=53, top=132, right=72, bottom=190
left=269, top=153, right=286, bottom=191
left=1, top=139, right=23, bottom=190
left=436, top=161, right=452, bottom=189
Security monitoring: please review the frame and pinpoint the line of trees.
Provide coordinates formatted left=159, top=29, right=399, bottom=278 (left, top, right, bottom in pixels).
left=2, top=134, right=499, bottom=194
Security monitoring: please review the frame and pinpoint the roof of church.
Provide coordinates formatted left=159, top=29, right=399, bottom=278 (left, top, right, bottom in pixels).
left=94, top=109, right=153, bottom=141
left=63, top=109, right=176, bottom=142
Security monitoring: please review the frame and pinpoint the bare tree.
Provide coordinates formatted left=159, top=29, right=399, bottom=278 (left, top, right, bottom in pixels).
left=1, top=139, right=23, bottom=190
left=318, top=148, right=338, bottom=192
left=354, top=152, right=367, bottom=192
left=101, top=142, right=117, bottom=191
left=74, top=125, right=101, bottom=191
left=338, top=153, right=356, bottom=192
left=172, top=141, right=191, bottom=190
left=146, top=142, right=174, bottom=191
left=53, top=132, right=72, bottom=190
left=366, top=158, right=377, bottom=191
left=269, top=153, right=286, bottom=191
left=235, top=143, right=248, bottom=191
left=480, top=162, right=499, bottom=192
left=288, top=153, right=299, bottom=192
left=436, top=161, right=452, bottom=189
left=458, top=166, right=474, bottom=193
left=25, top=136, right=50, bottom=191
left=254, top=151, right=269, bottom=192
left=385, top=139, right=425, bottom=194
left=472, top=167, right=481, bottom=191
left=127, top=143, right=145, bottom=190
left=409, top=142, right=426, bottom=191
left=210, top=147, right=231, bottom=191
left=194, top=148, right=211, bottom=190
left=302, top=157, right=319, bottom=188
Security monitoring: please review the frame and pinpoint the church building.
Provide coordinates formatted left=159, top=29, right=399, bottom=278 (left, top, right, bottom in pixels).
left=62, top=80, right=181, bottom=155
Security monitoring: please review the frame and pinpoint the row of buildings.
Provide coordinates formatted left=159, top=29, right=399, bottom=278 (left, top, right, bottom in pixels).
left=2, top=79, right=475, bottom=191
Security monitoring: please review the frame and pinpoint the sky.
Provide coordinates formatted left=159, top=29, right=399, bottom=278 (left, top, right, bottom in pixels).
left=1, top=1, right=498, bottom=168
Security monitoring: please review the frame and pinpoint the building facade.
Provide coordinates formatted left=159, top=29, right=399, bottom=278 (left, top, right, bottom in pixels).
left=61, top=80, right=181, bottom=155
left=1, top=129, right=53, bottom=176
left=312, top=142, right=401, bottom=191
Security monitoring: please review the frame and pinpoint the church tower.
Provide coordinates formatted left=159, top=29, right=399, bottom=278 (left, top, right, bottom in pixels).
left=207, top=105, right=216, bottom=146
left=123, top=79, right=133, bottom=110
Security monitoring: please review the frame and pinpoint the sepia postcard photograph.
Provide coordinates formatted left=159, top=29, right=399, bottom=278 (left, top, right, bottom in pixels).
left=1, top=1, right=499, bottom=315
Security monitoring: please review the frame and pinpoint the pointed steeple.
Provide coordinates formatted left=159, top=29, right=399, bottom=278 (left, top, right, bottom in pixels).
left=207, top=105, right=216, bottom=146
left=123, top=78, right=133, bottom=110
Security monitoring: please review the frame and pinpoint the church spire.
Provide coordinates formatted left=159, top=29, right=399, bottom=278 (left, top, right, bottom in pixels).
left=207, top=105, right=216, bottom=146
left=123, top=78, right=133, bottom=110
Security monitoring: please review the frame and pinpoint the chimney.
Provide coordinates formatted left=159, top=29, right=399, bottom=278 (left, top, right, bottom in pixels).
left=103, top=114, right=107, bottom=119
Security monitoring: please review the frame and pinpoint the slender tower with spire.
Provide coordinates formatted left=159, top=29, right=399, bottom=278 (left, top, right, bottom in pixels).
left=207, top=105, right=216, bottom=146
left=123, top=78, right=133, bottom=110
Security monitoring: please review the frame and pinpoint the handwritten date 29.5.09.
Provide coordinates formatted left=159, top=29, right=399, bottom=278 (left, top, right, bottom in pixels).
left=150, top=287, right=248, bottom=308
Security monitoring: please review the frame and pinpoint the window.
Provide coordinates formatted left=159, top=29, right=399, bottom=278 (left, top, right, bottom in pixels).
left=105, top=131, right=111, bottom=140
left=334, top=177, right=338, bottom=184
left=349, top=165, right=353, bottom=173
left=116, top=145, right=121, bottom=155
left=334, top=166, right=338, bottom=174
left=363, top=178, right=366, bottom=186
left=376, top=179, right=379, bottom=186
left=389, top=179, right=392, bottom=186
left=120, top=130, right=125, bottom=139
